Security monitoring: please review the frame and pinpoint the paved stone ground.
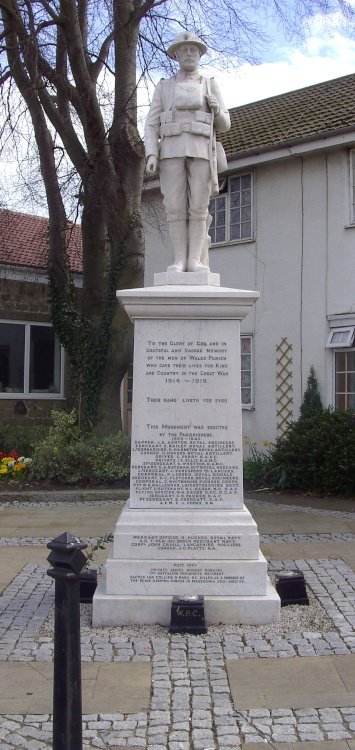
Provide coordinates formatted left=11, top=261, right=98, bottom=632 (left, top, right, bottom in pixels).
left=1, top=499, right=355, bottom=748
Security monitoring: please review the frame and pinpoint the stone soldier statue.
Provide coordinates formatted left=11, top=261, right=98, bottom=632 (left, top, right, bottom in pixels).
left=144, top=32, right=231, bottom=273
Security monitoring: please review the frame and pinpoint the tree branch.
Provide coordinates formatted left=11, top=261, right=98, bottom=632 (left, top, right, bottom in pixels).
left=36, top=0, right=60, bottom=23
left=58, top=0, right=108, bottom=151
left=0, top=69, right=11, bottom=84
left=38, top=87, right=87, bottom=177
left=0, top=0, right=17, bottom=19
left=77, top=0, right=88, bottom=48
left=88, top=30, right=114, bottom=82
left=133, top=0, right=168, bottom=23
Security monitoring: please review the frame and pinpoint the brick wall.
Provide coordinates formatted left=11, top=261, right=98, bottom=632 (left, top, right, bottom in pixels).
left=0, top=277, right=51, bottom=322
left=0, top=398, right=67, bottom=425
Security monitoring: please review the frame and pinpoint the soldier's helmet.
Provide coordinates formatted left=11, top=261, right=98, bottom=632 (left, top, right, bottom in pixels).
left=166, top=32, right=207, bottom=60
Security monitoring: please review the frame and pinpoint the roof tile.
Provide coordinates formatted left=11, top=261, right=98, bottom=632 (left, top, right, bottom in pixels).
left=0, top=209, right=82, bottom=273
left=220, top=72, right=355, bottom=157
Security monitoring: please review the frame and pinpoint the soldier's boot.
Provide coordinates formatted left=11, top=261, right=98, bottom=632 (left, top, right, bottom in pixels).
left=167, top=220, right=188, bottom=272
left=187, top=219, right=210, bottom=272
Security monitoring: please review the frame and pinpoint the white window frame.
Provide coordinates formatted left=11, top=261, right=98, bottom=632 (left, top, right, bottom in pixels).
left=326, top=326, right=355, bottom=348
left=334, top=347, right=355, bottom=411
left=0, top=320, right=64, bottom=399
left=209, top=192, right=227, bottom=244
left=209, top=171, right=254, bottom=246
left=241, top=334, right=253, bottom=409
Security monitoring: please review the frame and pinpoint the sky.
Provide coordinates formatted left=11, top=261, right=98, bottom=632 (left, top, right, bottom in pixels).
left=2, top=5, right=355, bottom=215
left=205, top=10, right=355, bottom=108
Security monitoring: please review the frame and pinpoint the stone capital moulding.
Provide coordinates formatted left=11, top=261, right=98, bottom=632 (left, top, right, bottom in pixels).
left=116, top=285, right=260, bottom=321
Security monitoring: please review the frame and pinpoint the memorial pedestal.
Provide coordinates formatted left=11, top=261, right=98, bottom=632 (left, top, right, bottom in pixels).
left=93, top=284, right=280, bottom=626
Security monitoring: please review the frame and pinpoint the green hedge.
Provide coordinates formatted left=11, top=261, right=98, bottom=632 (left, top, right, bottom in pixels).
left=264, top=409, right=355, bottom=496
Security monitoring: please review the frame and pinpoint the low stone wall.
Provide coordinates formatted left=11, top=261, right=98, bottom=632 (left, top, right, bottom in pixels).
left=0, top=398, right=66, bottom=425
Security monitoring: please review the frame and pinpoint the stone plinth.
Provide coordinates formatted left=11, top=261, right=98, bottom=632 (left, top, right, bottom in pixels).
left=154, top=270, right=220, bottom=286
left=93, top=284, right=280, bottom=626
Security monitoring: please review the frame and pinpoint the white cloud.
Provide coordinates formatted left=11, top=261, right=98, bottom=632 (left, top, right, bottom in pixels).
left=209, top=24, right=355, bottom=108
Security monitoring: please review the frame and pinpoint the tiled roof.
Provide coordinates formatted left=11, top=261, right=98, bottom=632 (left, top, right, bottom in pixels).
left=0, top=209, right=82, bottom=273
left=219, top=73, right=355, bottom=158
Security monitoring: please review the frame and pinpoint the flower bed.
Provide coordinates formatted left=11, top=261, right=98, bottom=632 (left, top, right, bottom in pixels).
left=0, top=451, right=32, bottom=479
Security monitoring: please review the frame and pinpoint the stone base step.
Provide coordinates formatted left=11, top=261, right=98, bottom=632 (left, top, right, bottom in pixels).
left=93, top=574, right=280, bottom=626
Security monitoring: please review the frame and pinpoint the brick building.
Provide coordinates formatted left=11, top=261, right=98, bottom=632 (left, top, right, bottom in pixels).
left=0, top=209, right=82, bottom=425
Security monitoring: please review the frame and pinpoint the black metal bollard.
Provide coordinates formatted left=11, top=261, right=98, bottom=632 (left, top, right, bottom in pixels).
left=47, top=531, right=87, bottom=750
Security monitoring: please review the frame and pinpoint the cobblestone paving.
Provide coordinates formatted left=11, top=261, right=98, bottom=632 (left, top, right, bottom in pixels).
left=262, top=532, right=355, bottom=542
left=1, top=500, right=355, bottom=747
left=1, top=559, right=355, bottom=746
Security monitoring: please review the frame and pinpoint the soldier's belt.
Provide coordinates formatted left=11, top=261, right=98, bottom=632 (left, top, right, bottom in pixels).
left=160, top=121, right=211, bottom=137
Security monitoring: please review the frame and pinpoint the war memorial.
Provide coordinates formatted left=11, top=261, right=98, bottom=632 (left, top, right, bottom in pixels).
left=93, top=31, right=280, bottom=627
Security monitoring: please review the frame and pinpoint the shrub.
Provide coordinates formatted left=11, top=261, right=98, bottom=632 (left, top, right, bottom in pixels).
left=44, top=409, right=81, bottom=448
left=30, top=410, right=131, bottom=485
left=243, top=439, right=272, bottom=483
left=82, top=434, right=131, bottom=482
left=266, top=408, right=355, bottom=496
left=300, top=365, right=323, bottom=419
left=0, top=424, right=48, bottom=456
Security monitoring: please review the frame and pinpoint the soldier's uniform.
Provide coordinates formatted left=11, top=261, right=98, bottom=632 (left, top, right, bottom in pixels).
left=145, top=74, right=230, bottom=220
left=144, top=32, right=230, bottom=272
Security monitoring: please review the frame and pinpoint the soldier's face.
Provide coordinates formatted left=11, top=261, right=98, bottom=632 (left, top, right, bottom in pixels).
left=175, top=44, right=201, bottom=72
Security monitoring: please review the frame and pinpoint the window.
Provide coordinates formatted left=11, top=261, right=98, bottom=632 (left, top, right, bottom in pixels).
left=241, top=336, right=253, bottom=407
left=127, top=362, right=133, bottom=406
left=209, top=195, right=227, bottom=244
left=350, top=149, right=355, bottom=224
left=335, top=350, right=355, bottom=411
left=0, top=321, right=63, bottom=397
left=327, top=327, right=355, bottom=348
left=209, top=173, right=253, bottom=244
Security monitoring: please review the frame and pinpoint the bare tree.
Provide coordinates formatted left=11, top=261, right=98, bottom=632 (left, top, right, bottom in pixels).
left=0, top=0, right=353, bottom=434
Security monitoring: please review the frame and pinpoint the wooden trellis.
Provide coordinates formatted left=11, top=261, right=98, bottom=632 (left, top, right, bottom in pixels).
left=276, top=337, right=293, bottom=437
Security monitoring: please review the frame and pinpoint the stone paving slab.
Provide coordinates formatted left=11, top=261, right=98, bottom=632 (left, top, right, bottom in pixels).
left=0, top=503, right=122, bottom=538
left=249, top=505, right=355, bottom=535
left=0, top=662, right=151, bottom=714
left=246, top=492, right=355, bottom=513
left=0, top=545, right=111, bottom=595
left=228, top=655, right=355, bottom=710
left=242, top=742, right=355, bottom=749
left=0, top=546, right=45, bottom=593
left=2, top=497, right=355, bottom=538
left=261, top=540, right=355, bottom=571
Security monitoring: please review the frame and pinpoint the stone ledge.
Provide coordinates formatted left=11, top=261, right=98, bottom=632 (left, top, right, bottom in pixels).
left=0, top=489, right=130, bottom=504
